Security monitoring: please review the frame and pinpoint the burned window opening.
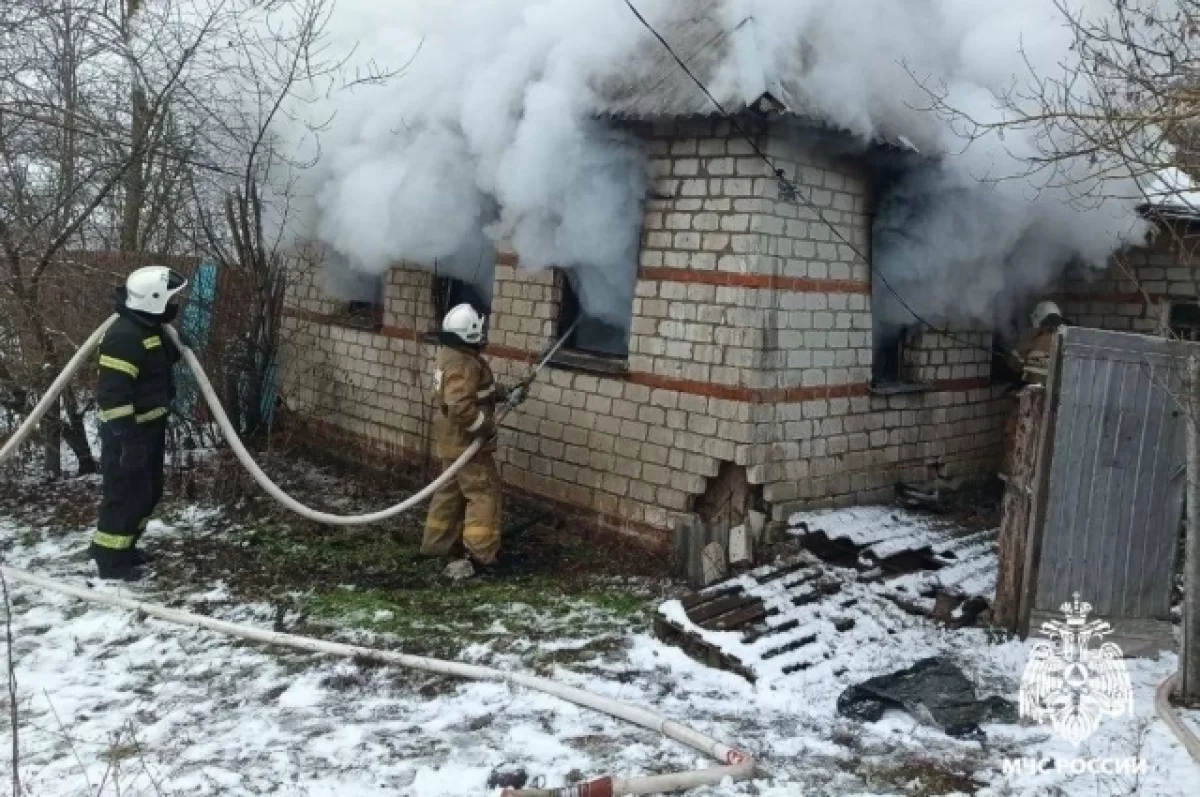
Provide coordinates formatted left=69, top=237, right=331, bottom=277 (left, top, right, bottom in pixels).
left=868, top=165, right=929, bottom=390
left=990, top=331, right=1023, bottom=385
left=1169, top=301, right=1200, bottom=341
left=871, top=325, right=920, bottom=389
left=428, top=243, right=495, bottom=340
left=873, top=327, right=905, bottom=385
left=555, top=270, right=629, bottom=363
left=335, top=272, right=385, bottom=332
left=432, top=276, right=489, bottom=325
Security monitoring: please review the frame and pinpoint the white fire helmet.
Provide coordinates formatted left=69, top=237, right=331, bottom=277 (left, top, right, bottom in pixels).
left=125, top=266, right=188, bottom=315
left=442, top=303, right=486, bottom=345
left=1030, top=300, right=1064, bottom=329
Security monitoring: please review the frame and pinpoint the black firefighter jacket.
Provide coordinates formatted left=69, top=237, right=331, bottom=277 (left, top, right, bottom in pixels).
left=96, top=301, right=181, bottom=432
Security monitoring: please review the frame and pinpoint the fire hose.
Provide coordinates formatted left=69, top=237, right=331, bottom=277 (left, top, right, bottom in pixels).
left=0, top=566, right=756, bottom=795
left=2, top=315, right=573, bottom=525
left=0, top=315, right=760, bottom=795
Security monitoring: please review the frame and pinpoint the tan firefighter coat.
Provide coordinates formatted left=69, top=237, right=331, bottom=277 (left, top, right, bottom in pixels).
left=432, top=344, right=501, bottom=459
left=424, top=343, right=505, bottom=565
left=1008, top=326, right=1057, bottom=385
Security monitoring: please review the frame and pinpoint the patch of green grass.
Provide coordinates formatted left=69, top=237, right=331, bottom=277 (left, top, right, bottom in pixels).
left=152, top=504, right=659, bottom=663
left=239, top=521, right=433, bottom=576
left=304, top=577, right=650, bottom=661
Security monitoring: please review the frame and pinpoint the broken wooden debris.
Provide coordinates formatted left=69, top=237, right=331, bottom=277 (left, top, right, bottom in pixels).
left=790, top=506, right=998, bottom=616
left=652, top=614, right=759, bottom=682
left=680, top=585, right=741, bottom=611
left=687, top=593, right=760, bottom=625
left=656, top=508, right=1002, bottom=682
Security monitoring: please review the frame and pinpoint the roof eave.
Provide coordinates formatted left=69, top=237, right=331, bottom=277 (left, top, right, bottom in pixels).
left=595, top=106, right=917, bottom=155
left=1138, top=203, right=1200, bottom=225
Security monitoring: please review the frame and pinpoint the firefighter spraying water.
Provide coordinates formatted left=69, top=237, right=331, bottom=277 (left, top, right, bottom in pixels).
left=422, top=303, right=522, bottom=579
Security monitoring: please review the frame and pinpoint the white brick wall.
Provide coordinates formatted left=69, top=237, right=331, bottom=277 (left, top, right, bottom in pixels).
left=1057, top=228, right=1199, bottom=334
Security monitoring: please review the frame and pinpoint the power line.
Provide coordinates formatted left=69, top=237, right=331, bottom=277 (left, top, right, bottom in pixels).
left=620, top=0, right=1006, bottom=361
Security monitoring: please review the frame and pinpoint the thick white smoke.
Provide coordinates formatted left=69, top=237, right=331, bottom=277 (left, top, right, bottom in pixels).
left=270, top=0, right=1152, bottom=331
left=278, top=0, right=655, bottom=324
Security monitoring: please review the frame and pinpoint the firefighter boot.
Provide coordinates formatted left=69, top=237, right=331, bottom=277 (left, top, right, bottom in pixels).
left=90, top=538, right=144, bottom=582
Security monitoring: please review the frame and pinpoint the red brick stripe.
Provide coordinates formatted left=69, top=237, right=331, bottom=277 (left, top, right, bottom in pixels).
left=624, top=376, right=986, bottom=402
left=288, top=310, right=991, bottom=400
left=625, top=373, right=872, bottom=402
left=638, top=266, right=871, bottom=294
left=283, top=307, right=336, bottom=325
left=483, top=343, right=538, bottom=364
left=495, top=254, right=869, bottom=294
left=380, top=325, right=419, bottom=341
left=929, top=376, right=992, bottom=392
left=625, top=372, right=751, bottom=401
left=766, top=383, right=871, bottom=402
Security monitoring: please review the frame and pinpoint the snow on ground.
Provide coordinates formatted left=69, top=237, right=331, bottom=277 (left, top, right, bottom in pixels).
left=2, top=505, right=1199, bottom=796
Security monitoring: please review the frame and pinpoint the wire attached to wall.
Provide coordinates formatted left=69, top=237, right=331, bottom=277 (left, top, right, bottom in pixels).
left=620, top=0, right=1007, bottom=362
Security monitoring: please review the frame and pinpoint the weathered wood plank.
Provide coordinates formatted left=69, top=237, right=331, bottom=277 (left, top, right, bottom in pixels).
left=686, top=594, right=758, bottom=625
left=680, top=585, right=742, bottom=611
left=652, top=615, right=757, bottom=682
left=706, top=601, right=767, bottom=631
left=994, top=386, right=1045, bottom=632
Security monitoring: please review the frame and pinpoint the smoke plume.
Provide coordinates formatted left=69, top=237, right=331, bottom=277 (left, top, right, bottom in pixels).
left=272, top=0, right=1151, bottom=331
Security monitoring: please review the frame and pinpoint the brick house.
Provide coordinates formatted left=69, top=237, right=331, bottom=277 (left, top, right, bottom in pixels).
left=278, top=102, right=1031, bottom=549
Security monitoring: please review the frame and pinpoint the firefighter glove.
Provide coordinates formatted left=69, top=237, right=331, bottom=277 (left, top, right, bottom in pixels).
left=507, top=384, right=527, bottom=407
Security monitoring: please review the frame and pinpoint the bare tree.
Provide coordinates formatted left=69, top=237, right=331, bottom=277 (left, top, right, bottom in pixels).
left=923, top=0, right=1200, bottom=210
left=179, top=0, right=399, bottom=439
left=0, top=0, right=409, bottom=481
left=0, top=0, right=228, bottom=477
left=0, top=0, right=380, bottom=475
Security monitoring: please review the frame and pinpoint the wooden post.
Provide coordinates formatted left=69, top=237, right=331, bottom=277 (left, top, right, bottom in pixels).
left=1183, top=355, right=1200, bottom=701
left=994, top=386, right=1046, bottom=632
left=1017, top=330, right=1065, bottom=637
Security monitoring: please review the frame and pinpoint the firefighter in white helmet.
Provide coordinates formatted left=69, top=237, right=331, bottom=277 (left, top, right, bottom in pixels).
left=1007, top=300, right=1068, bottom=385
left=1001, top=299, right=1070, bottom=479
left=422, top=303, right=525, bottom=577
left=91, top=266, right=189, bottom=581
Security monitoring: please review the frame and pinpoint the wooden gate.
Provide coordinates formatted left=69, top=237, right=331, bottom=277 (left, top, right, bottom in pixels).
left=1020, top=327, right=1196, bottom=651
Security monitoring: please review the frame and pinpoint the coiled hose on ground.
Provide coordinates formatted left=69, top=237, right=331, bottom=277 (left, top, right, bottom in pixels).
left=0, top=315, right=760, bottom=795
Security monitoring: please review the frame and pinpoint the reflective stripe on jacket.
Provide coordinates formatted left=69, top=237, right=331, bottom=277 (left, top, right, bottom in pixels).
left=97, top=309, right=179, bottom=430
